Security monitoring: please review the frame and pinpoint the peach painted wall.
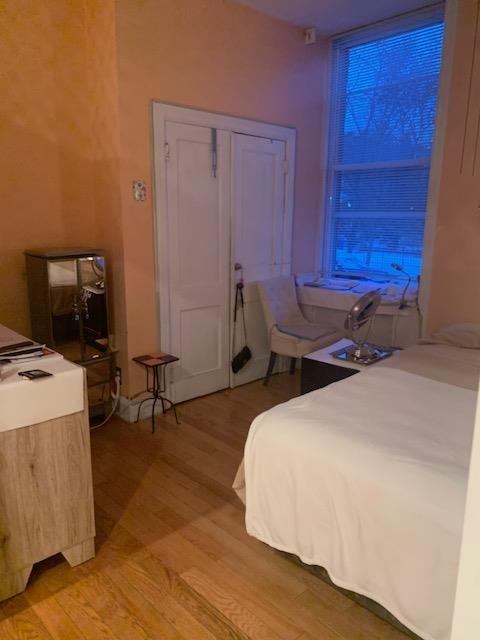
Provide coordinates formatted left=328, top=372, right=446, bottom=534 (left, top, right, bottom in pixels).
left=113, top=0, right=330, bottom=394
left=83, top=0, right=129, bottom=376
left=425, top=0, right=480, bottom=332
left=0, top=0, right=129, bottom=377
left=0, top=0, right=329, bottom=396
left=2, top=0, right=478, bottom=399
left=0, top=0, right=99, bottom=335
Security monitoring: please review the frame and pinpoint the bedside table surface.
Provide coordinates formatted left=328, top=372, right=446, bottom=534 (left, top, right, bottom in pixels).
left=304, top=338, right=367, bottom=371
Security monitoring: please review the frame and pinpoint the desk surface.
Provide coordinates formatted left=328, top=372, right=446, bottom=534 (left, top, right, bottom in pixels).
left=297, top=284, right=412, bottom=317
left=133, top=352, right=179, bottom=367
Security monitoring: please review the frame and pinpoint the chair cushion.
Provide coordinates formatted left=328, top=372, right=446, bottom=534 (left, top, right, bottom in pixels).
left=277, top=323, right=335, bottom=341
left=271, top=326, right=343, bottom=358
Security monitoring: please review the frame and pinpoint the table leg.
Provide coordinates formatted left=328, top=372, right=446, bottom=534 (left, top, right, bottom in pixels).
left=172, top=402, right=180, bottom=425
left=161, top=397, right=180, bottom=425
left=62, top=538, right=95, bottom=567
left=136, top=396, right=153, bottom=422
left=151, top=396, right=159, bottom=434
left=0, top=566, right=32, bottom=601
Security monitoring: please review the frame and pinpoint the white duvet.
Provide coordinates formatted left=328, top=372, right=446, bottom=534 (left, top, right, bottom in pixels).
left=243, top=363, right=478, bottom=640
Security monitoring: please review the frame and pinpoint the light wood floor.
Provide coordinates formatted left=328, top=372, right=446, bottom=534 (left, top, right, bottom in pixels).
left=0, top=372, right=408, bottom=640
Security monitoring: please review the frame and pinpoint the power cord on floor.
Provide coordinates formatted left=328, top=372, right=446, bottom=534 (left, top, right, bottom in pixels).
left=90, top=372, right=121, bottom=430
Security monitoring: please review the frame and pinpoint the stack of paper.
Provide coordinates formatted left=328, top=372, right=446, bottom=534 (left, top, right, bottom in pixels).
left=0, top=342, right=47, bottom=363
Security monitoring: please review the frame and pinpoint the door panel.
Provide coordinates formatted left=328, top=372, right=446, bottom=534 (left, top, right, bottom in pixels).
left=231, top=133, right=291, bottom=386
left=165, top=122, right=230, bottom=403
left=176, top=142, right=221, bottom=287
left=180, top=305, right=222, bottom=374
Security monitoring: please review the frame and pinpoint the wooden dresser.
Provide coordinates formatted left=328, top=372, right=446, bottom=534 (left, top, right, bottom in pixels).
left=0, top=325, right=95, bottom=601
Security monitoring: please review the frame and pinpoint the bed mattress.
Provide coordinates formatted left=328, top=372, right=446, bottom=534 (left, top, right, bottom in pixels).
left=235, top=345, right=480, bottom=640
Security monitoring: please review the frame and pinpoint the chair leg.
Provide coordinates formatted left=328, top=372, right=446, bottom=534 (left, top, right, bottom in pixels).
left=263, top=352, right=277, bottom=386
left=289, top=357, right=296, bottom=374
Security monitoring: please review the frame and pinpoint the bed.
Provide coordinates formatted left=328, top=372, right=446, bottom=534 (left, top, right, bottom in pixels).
left=233, top=333, right=480, bottom=640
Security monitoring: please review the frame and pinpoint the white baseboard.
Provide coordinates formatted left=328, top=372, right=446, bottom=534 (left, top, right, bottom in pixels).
left=118, top=395, right=171, bottom=423
left=118, top=359, right=293, bottom=423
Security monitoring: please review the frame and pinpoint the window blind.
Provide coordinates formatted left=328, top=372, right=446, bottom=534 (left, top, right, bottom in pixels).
left=323, top=6, right=445, bottom=280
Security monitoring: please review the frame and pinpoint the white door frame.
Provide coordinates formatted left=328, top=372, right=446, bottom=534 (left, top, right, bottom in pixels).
left=152, top=102, right=296, bottom=395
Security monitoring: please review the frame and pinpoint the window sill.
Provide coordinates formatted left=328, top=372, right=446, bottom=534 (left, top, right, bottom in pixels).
left=296, top=278, right=417, bottom=317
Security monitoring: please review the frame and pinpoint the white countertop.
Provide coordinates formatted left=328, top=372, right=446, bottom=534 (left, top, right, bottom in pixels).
left=304, top=338, right=368, bottom=371
left=305, top=338, right=400, bottom=371
left=0, top=324, right=84, bottom=433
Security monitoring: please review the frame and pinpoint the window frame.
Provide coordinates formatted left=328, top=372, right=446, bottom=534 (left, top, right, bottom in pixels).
left=320, top=4, right=445, bottom=281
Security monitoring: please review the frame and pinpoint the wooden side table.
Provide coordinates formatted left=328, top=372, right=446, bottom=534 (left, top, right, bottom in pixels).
left=132, top=352, right=180, bottom=433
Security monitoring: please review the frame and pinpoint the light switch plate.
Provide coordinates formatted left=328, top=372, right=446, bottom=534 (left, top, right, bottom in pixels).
left=304, top=27, right=317, bottom=45
left=132, top=180, right=147, bottom=201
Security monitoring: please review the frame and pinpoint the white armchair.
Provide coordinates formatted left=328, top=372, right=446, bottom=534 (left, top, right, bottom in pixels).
left=258, top=276, right=342, bottom=384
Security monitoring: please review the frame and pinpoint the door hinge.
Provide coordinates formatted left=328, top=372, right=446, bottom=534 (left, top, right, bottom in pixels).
left=282, top=160, right=288, bottom=175
left=164, top=142, right=170, bottom=161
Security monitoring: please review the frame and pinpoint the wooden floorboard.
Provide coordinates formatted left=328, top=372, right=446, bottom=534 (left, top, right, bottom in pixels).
left=0, top=372, right=408, bottom=639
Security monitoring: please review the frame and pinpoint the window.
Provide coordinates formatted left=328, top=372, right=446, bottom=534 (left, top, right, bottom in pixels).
left=323, top=7, right=445, bottom=280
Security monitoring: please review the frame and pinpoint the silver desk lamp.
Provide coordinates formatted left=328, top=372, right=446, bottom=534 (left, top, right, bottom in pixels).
left=391, top=263, right=411, bottom=309
left=331, top=290, right=395, bottom=365
left=391, top=262, right=423, bottom=337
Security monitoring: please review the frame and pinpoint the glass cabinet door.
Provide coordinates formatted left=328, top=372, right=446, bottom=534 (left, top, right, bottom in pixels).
left=47, top=255, right=110, bottom=363
left=78, top=256, right=109, bottom=359
left=47, top=259, right=82, bottom=361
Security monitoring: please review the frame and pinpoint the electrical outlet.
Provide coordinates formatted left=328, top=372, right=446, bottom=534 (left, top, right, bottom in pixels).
left=115, top=366, right=122, bottom=385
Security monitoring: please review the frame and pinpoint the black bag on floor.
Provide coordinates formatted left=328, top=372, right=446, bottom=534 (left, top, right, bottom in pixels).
left=231, top=282, right=252, bottom=374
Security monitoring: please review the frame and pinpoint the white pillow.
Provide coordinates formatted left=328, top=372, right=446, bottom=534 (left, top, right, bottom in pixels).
left=419, top=323, right=480, bottom=349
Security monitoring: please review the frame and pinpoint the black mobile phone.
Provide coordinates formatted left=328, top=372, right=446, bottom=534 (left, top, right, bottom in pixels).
left=18, top=369, right=53, bottom=380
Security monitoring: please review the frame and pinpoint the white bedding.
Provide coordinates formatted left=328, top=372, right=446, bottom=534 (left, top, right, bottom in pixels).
left=242, top=351, right=479, bottom=640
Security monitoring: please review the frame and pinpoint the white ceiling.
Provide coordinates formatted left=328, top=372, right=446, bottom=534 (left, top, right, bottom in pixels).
left=234, top=0, right=437, bottom=36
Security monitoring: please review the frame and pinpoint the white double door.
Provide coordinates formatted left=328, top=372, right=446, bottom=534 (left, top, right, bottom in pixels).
left=160, top=119, right=292, bottom=403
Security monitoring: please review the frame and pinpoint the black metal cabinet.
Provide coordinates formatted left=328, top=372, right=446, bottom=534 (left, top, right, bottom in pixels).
left=25, top=248, right=114, bottom=422
left=300, top=357, right=359, bottom=395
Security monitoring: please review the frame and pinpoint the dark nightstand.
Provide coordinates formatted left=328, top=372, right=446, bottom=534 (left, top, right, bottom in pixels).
left=301, top=339, right=366, bottom=395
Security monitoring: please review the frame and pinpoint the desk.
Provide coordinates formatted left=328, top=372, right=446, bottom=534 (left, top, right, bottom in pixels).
left=0, top=324, right=95, bottom=601
left=297, top=285, right=419, bottom=348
